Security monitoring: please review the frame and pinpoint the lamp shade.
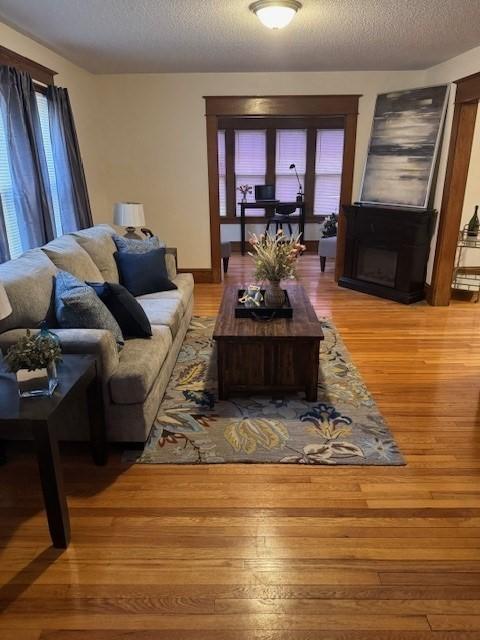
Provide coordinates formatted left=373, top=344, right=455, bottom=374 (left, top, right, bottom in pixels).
left=0, top=283, right=12, bottom=321
left=113, top=202, right=146, bottom=227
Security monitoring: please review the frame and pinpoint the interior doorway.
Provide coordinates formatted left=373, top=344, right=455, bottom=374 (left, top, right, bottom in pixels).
left=430, top=72, right=480, bottom=305
left=204, top=95, right=359, bottom=284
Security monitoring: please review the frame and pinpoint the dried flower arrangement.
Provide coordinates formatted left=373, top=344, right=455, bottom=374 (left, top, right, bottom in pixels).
left=249, top=230, right=305, bottom=283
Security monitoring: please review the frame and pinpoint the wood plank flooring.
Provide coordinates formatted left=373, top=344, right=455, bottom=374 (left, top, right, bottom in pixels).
left=1, top=253, right=480, bottom=638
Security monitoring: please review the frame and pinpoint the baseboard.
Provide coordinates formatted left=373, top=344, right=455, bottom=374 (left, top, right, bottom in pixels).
left=451, top=287, right=478, bottom=302
left=424, top=283, right=433, bottom=305
left=177, top=268, right=214, bottom=283
left=304, top=240, right=319, bottom=252
left=229, top=240, right=319, bottom=253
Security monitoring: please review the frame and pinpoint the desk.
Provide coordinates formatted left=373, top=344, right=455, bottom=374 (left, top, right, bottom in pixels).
left=239, top=200, right=306, bottom=255
left=0, top=355, right=106, bottom=548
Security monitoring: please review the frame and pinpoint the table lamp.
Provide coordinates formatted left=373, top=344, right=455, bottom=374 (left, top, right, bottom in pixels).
left=289, top=163, right=303, bottom=202
left=113, top=202, right=146, bottom=239
left=0, top=283, right=12, bottom=322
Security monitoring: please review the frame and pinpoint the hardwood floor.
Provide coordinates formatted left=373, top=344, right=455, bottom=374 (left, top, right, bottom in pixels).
left=1, top=253, right=480, bottom=639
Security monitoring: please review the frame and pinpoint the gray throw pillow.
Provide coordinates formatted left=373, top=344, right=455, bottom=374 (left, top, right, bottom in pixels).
left=55, top=271, right=124, bottom=345
left=113, top=234, right=165, bottom=254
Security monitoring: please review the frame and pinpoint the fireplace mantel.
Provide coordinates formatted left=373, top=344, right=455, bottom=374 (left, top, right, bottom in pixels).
left=339, top=204, right=437, bottom=304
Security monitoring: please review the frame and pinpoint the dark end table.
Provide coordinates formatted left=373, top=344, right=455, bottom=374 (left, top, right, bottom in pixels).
left=0, top=354, right=106, bottom=548
left=213, top=284, right=324, bottom=401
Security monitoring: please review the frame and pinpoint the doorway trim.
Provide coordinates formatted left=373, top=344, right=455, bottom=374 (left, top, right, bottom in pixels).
left=430, top=72, right=480, bottom=305
left=204, top=95, right=360, bottom=283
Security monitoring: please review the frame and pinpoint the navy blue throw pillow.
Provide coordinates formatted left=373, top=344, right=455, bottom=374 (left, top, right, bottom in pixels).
left=88, top=282, right=152, bottom=339
left=114, top=248, right=177, bottom=297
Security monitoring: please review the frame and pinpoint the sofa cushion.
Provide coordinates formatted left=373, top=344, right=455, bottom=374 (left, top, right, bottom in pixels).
left=72, top=225, right=119, bottom=283
left=113, top=234, right=165, bottom=253
left=136, top=273, right=194, bottom=315
left=109, top=324, right=172, bottom=404
left=0, top=249, right=57, bottom=332
left=55, top=271, right=124, bottom=345
left=165, top=251, right=177, bottom=280
left=114, top=248, right=177, bottom=297
left=88, top=282, right=152, bottom=339
left=136, top=298, right=183, bottom=338
left=42, top=235, right=104, bottom=282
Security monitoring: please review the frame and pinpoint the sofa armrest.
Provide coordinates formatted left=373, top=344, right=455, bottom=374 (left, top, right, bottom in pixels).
left=0, top=328, right=119, bottom=381
left=165, top=247, right=177, bottom=279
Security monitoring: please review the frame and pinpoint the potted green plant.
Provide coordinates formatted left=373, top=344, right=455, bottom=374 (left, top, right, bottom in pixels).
left=4, top=329, right=62, bottom=397
left=249, top=230, right=305, bottom=307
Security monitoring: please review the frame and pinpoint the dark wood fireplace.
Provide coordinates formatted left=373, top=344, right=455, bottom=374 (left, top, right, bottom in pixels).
left=339, top=204, right=436, bottom=304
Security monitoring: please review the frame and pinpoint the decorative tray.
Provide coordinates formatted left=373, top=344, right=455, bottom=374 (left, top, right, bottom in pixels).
left=235, top=289, right=293, bottom=319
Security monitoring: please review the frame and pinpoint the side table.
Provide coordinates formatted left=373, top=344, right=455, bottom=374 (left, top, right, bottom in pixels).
left=0, top=354, right=106, bottom=548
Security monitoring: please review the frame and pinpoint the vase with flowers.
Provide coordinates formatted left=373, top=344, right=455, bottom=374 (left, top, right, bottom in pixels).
left=237, top=184, right=252, bottom=203
left=4, top=328, right=62, bottom=397
left=248, top=230, right=305, bottom=307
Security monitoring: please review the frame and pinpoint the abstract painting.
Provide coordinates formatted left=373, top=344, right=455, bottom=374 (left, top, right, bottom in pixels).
left=360, top=85, right=449, bottom=208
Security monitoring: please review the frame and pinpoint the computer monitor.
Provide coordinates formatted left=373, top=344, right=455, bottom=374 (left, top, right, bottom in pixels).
left=255, top=184, right=275, bottom=201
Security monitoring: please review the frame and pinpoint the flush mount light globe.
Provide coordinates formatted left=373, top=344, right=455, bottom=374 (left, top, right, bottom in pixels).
left=249, top=0, right=302, bottom=29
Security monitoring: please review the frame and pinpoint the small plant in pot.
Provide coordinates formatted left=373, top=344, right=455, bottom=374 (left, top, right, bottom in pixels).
left=236, top=184, right=252, bottom=203
left=249, top=230, right=305, bottom=307
left=4, top=329, right=62, bottom=397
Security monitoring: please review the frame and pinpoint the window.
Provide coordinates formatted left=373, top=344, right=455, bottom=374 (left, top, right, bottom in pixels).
left=216, top=121, right=345, bottom=220
left=275, top=129, right=306, bottom=202
left=0, top=101, right=22, bottom=258
left=314, top=129, right=344, bottom=215
left=235, top=130, right=266, bottom=216
left=217, top=130, right=227, bottom=217
left=36, top=92, right=63, bottom=237
left=0, top=91, right=65, bottom=259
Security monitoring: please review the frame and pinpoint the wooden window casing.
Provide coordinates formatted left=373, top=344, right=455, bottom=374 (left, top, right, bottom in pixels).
left=0, top=45, right=56, bottom=86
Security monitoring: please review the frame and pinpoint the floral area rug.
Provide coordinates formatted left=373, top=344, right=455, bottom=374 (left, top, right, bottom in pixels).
left=126, top=317, right=404, bottom=466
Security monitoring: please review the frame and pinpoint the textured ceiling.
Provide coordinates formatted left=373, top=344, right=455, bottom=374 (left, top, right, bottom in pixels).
left=0, top=0, right=480, bottom=74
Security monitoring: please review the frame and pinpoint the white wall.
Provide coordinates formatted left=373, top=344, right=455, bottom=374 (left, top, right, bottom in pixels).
left=457, top=113, right=480, bottom=267
left=0, top=22, right=104, bottom=217
left=463, top=113, right=480, bottom=228
left=94, top=70, right=423, bottom=268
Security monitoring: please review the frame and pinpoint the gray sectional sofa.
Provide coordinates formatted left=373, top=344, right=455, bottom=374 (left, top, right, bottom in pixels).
left=0, top=224, right=194, bottom=443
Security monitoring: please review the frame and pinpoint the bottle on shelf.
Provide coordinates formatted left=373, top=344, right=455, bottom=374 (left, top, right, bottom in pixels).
left=467, top=205, right=479, bottom=237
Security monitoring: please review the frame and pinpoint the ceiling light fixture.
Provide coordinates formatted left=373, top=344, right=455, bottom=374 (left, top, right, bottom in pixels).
left=249, top=0, right=302, bottom=30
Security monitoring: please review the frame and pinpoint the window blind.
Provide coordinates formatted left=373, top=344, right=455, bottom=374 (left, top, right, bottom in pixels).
left=314, top=129, right=344, bottom=215
left=217, top=130, right=226, bottom=216
left=275, top=129, right=306, bottom=202
left=36, top=92, right=63, bottom=237
left=0, top=103, right=22, bottom=258
left=235, top=130, right=266, bottom=216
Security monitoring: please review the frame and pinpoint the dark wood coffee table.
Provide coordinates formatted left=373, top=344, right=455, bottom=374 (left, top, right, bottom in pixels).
left=0, top=355, right=106, bottom=548
left=213, top=284, right=324, bottom=401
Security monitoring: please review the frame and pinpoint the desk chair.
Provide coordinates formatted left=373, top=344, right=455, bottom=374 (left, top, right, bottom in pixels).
left=265, top=204, right=297, bottom=236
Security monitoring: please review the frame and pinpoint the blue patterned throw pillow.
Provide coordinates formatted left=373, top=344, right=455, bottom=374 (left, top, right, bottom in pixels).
left=55, top=271, right=124, bottom=345
left=113, top=234, right=165, bottom=254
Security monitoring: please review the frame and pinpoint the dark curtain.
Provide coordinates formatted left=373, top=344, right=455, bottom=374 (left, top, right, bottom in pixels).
left=47, top=85, right=92, bottom=232
left=0, top=199, right=9, bottom=263
left=0, top=66, right=55, bottom=261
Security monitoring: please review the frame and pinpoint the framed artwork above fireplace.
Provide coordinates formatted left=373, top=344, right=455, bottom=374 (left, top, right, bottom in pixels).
left=360, top=85, right=449, bottom=209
